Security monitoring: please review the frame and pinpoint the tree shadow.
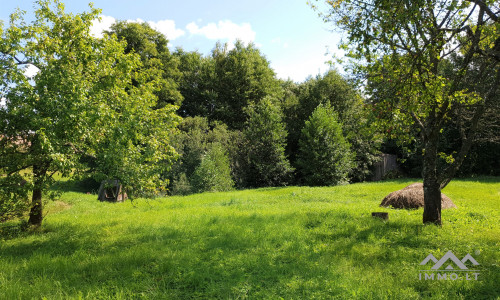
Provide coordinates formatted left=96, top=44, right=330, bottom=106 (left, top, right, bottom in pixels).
left=1, top=209, right=497, bottom=299
left=50, top=177, right=100, bottom=194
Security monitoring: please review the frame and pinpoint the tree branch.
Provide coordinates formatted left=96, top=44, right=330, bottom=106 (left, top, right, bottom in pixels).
left=465, top=0, right=499, bottom=22
left=439, top=65, right=500, bottom=189
left=410, top=111, right=426, bottom=133
left=64, top=142, right=97, bottom=159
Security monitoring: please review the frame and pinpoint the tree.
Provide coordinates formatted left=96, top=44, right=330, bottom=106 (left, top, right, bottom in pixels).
left=284, top=70, right=380, bottom=182
left=174, top=49, right=217, bottom=118
left=168, top=116, right=242, bottom=193
left=296, top=103, right=354, bottom=186
left=314, top=0, right=500, bottom=224
left=213, top=41, right=283, bottom=130
left=0, top=0, right=180, bottom=226
left=176, top=41, right=282, bottom=129
left=243, top=97, right=293, bottom=187
left=106, top=21, right=183, bottom=108
left=191, top=143, right=234, bottom=193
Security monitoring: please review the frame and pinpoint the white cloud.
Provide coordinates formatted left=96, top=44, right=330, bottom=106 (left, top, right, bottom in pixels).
left=90, top=15, right=116, bottom=38
left=186, top=20, right=256, bottom=45
left=90, top=15, right=185, bottom=40
left=147, top=20, right=185, bottom=40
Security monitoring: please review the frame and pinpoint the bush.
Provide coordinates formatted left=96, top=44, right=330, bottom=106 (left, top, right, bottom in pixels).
left=191, top=143, right=234, bottom=193
left=169, top=117, right=243, bottom=192
left=297, top=103, right=354, bottom=186
left=170, top=173, right=192, bottom=196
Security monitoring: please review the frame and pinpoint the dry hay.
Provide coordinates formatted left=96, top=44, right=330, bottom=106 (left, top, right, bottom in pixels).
left=380, top=183, right=457, bottom=209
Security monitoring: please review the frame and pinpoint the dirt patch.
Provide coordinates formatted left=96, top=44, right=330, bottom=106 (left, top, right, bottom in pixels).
left=47, top=201, right=72, bottom=214
left=380, top=183, right=457, bottom=209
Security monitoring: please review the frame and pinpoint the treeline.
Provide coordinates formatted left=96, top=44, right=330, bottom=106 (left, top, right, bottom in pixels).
left=108, top=22, right=380, bottom=193
left=168, top=46, right=380, bottom=193
left=109, top=21, right=499, bottom=195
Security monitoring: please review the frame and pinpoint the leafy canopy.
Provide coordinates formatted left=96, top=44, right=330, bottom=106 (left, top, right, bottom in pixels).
left=0, top=0, right=180, bottom=224
left=313, top=0, right=499, bottom=224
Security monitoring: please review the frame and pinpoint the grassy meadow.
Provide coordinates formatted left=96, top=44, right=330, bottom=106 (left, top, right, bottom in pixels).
left=0, top=178, right=499, bottom=299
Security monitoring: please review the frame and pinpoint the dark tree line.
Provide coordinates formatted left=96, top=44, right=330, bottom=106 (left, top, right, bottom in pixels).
left=106, top=20, right=498, bottom=196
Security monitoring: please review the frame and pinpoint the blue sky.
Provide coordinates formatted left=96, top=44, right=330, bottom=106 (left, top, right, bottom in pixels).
left=1, top=0, right=342, bottom=82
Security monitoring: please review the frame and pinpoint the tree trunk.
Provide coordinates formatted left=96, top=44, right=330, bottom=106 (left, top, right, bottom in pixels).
left=28, top=165, right=45, bottom=226
left=422, top=131, right=442, bottom=225
left=423, top=176, right=442, bottom=225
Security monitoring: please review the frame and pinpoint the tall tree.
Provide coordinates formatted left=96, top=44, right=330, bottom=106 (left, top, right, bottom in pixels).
left=296, top=103, right=354, bottom=186
left=174, top=41, right=282, bottom=130
left=283, top=71, right=380, bottom=182
left=243, top=97, right=293, bottom=187
left=174, top=49, right=217, bottom=118
left=213, top=41, right=283, bottom=130
left=106, top=21, right=183, bottom=108
left=0, top=0, right=180, bottom=226
left=314, top=0, right=500, bottom=224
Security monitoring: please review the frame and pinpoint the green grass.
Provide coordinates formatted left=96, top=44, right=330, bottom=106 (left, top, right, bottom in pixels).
left=1, top=178, right=499, bottom=299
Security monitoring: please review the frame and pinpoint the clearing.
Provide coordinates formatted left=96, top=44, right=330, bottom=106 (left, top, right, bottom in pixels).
left=0, top=178, right=499, bottom=299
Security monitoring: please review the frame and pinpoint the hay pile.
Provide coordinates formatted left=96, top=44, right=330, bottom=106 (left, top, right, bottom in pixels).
left=380, top=183, right=457, bottom=209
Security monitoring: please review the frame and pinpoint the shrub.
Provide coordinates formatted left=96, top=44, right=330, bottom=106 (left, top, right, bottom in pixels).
left=170, top=173, right=192, bottom=196
left=191, top=143, right=234, bottom=193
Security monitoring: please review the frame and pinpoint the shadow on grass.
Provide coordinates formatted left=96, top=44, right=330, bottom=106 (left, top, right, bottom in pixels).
left=1, top=210, right=498, bottom=299
left=0, top=220, right=30, bottom=240
left=50, top=177, right=100, bottom=194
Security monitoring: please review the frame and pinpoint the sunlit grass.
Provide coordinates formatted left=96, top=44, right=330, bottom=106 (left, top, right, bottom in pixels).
left=1, top=178, right=499, bottom=299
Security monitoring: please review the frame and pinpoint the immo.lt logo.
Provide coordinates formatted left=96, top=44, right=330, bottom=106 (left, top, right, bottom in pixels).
left=419, top=251, right=480, bottom=281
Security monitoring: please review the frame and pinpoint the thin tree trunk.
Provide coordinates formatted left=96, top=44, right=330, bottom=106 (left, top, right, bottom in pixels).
left=28, top=164, right=45, bottom=226
left=422, top=132, right=442, bottom=225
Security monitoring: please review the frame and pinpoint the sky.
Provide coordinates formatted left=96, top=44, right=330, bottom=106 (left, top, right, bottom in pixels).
left=0, top=0, right=343, bottom=83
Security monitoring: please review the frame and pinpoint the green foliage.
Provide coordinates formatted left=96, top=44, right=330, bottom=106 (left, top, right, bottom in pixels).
left=297, top=103, right=354, bottom=186
left=175, top=41, right=282, bottom=129
left=174, top=49, right=216, bottom=117
left=315, top=0, right=499, bottom=176
left=191, top=143, right=234, bottom=193
left=0, top=174, right=30, bottom=221
left=106, top=21, right=183, bottom=108
left=212, top=41, right=283, bottom=129
left=0, top=0, right=180, bottom=224
left=169, top=117, right=242, bottom=193
left=243, top=97, right=293, bottom=187
left=283, top=70, right=381, bottom=182
left=1, top=178, right=499, bottom=298
left=170, top=172, right=192, bottom=196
